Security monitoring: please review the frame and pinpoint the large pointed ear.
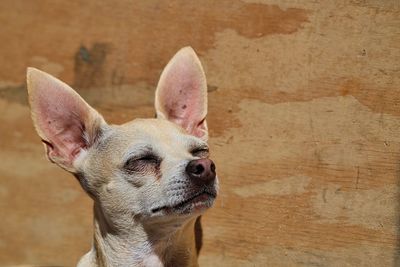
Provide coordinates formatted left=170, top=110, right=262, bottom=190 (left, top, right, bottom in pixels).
left=155, top=47, right=208, bottom=140
left=27, top=68, right=105, bottom=172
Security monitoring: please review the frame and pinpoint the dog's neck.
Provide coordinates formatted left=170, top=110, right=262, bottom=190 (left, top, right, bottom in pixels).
left=83, top=202, right=199, bottom=267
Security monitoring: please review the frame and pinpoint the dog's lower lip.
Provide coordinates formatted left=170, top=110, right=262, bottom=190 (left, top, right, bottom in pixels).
left=172, top=191, right=215, bottom=210
left=151, top=191, right=216, bottom=213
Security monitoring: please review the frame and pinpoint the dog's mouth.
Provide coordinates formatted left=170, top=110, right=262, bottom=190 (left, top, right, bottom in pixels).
left=151, top=188, right=216, bottom=214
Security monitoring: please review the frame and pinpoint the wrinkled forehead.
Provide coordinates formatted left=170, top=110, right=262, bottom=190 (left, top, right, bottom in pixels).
left=98, top=119, right=205, bottom=160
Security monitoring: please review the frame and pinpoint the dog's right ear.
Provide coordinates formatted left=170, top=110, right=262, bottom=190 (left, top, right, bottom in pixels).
left=27, top=68, right=105, bottom=172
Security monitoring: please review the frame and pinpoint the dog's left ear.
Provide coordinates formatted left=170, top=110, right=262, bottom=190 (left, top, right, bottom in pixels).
left=155, top=47, right=208, bottom=140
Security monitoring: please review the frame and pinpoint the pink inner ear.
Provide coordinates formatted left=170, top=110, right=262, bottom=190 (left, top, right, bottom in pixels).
left=156, top=47, right=208, bottom=138
left=158, top=65, right=203, bottom=130
left=31, top=75, right=90, bottom=163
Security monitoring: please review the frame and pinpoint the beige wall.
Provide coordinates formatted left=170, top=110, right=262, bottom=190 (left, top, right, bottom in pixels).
left=1, top=0, right=400, bottom=266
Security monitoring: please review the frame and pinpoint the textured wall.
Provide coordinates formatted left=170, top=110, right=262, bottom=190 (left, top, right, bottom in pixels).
left=1, top=0, right=400, bottom=266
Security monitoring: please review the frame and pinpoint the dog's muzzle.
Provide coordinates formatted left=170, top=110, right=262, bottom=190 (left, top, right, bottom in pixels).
left=150, top=159, right=217, bottom=215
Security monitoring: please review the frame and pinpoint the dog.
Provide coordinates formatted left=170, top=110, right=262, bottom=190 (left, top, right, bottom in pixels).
left=26, top=47, right=218, bottom=267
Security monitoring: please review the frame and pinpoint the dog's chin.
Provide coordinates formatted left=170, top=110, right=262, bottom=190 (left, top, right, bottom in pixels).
left=151, top=190, right=216, bottom=217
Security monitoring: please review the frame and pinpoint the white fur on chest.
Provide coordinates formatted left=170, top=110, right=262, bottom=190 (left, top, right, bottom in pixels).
left=77, top=242, right=166, bottom=267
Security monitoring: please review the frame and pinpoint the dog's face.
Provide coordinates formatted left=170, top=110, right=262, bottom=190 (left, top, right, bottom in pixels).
left=80, top=119, right=217, bottom=221
left=27, top=47, right=218, bottom=225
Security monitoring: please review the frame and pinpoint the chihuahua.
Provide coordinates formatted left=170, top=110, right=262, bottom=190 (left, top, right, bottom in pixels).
left=26, top=47, right=218, bottom=267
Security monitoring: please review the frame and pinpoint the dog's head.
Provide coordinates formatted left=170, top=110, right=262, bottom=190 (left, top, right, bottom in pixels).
left=27, top=47, right=218, bottom=226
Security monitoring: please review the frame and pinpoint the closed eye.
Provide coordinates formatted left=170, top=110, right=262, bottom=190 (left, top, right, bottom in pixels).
left=191, top=147, right=209, bottom=157
left=124, top=154, right=160, bottom=173
left=136, top=155, right=159, bottom=163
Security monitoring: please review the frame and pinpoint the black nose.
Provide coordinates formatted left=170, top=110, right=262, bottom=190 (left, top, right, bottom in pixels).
left=186, top=159, right=216, bottom=185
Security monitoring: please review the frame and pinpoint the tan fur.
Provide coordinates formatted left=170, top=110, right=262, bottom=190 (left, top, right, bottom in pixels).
left=26, top=47, right=218, bottom=267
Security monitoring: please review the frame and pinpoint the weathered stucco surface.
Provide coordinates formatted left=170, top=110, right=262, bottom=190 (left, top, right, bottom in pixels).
left=0, top=0, right=399, bottom=266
